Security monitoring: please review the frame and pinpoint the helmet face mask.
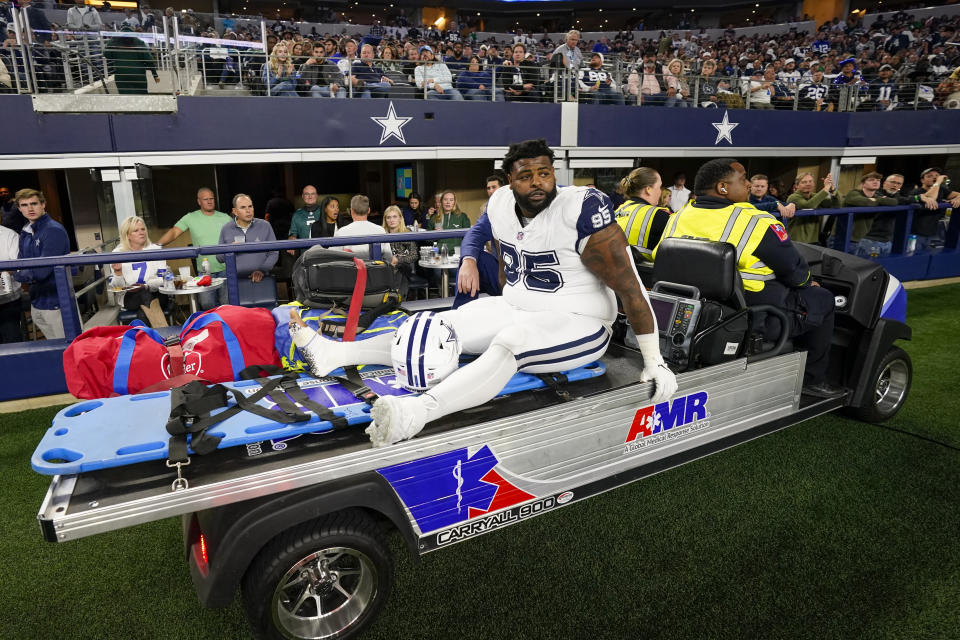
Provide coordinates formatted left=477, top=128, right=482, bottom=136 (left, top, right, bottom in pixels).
left=391, top=312, right=461, bottom=392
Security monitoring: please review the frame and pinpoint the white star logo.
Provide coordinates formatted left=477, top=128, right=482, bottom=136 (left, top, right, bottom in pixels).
left=370, top=101, right=412, bottom=145
left=711, top=110, right=739, bottom=145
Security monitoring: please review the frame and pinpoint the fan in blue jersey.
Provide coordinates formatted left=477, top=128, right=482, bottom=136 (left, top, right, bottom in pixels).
left=290, top=139, right=677, bottom=447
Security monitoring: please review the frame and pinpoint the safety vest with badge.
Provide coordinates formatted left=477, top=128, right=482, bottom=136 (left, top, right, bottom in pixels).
left=655, top=201, right=780, bottom=292
left=615, top=200, right=664, bottom=261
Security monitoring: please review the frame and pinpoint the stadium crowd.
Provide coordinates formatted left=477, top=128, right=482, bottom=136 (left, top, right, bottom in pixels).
left=2, top=2, right=959, bottom=107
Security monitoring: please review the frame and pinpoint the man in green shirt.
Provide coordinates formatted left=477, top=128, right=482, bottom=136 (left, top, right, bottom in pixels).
left=157, top=187, right=231, bottom=273
left=157, top=187, right=231, bottom=308
left=287, top=185, right=322, bottom=240
left=832, top=171, right=898, bottom=253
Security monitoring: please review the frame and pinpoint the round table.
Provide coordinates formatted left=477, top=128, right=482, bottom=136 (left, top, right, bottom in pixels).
left=158, top=278, right=225, bottom=314
left=418, top=259, right=459, bottom=298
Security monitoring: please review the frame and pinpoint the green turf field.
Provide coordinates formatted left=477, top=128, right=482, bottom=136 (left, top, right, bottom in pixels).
left=3, top=284, right=958, bottom=640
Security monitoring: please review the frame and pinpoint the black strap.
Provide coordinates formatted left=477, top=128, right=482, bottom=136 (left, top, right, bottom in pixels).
left=535, top=372, right=571, bottom=402
left=239, top=364, right=350, bottom=430
left=334, top=365, right=380, bottom=406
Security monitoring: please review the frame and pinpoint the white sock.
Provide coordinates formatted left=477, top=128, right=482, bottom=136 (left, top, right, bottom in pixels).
left=289, top=323, right=395, bottom=376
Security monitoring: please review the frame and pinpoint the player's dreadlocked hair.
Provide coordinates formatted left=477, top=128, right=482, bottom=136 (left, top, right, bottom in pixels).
left=502, top=139, right=555, bottom=176
left=694, top=158, right=738, bottom=197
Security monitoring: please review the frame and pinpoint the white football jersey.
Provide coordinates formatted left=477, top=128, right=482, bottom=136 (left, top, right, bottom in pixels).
left=486, top=184, right=618, bottom=323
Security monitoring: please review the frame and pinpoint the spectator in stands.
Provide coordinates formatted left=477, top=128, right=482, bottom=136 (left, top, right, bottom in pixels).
left=778, top=58, right=801, bottom=88
left=431, top=190, right=470, bottom=255
left=300, top=42, right=345, bottom=98
left=351, top=43, right=394, bottom=98
left=785, top=172, right=838, bottom=245
left=401, top=192, right=426, bottom=229
left=798, top=66, right=834, bottom=111
left=445, top=41, right=467, bottom=72
left=832, top=171, right=898, bottom=252
left=382, top=205, right=417, bottom=296
left=485, top=175, right=504, bottom=198
left=860, top=174, right=914, bottom=258
left=482, top=44, right=503, bottom=71
left=0, top=219, right=22, bottom=342
left=592, top=37, right=609, bottom=55
left=869, top=64, right=899, bottom=110
left=20, top=0, right=52, bottom=43
left=666, top=173, right=691, bottom=212
left=0, top=57, right=10, bottom=95
left=693, top=58, right=721, bottom=107
left=614, top=167, right=670, bottom=262
left=578, top=52, right=623, bottom=105
left=219, top=193, right=278, bottom=285
left=109, top=215, right=169, bottom=328
left=67, top=0, right=103, bottom=31
left=334, top=194, right=391, bottom=260
left=310, top=196, right=344, bottom=238
left=456, top=55, right=495, bottom=101
left=750, top=174, right=795, bottom=220
left=500, top=43, right=540, bottom=102
left=744, top=67, right=774, bottom=109
left=263, top=41, right=298, bottom=97
left=414, top=45, right=462, bottom=100
left=13, top=188, right=69, bottom=339
left=0, top=186, right=26, bottom=233
left=104, top=25, right=160, bottom=95
left=909, top=168, right=960, bottom=253
left=553, top=30, right=582, bottom=72
left=136, top=3, right=156, bottom=31
left=634, top=55, right=666, bottom=106
left=663, top=58, right=691, bottom=108
left=287, top=185, right=321, bottom=245
left=336, top=38, right=359, bottom=77
left=157, top=187, right=230, bottom=308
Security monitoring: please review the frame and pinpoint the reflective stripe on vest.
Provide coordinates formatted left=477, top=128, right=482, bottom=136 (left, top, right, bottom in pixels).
left=658, top=201, right=777, bottom=292
left=616, top=200, right=658, bottom=257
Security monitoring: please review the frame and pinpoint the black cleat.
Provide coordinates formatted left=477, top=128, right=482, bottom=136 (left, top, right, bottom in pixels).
left=802, top=381, right=848, bottom=399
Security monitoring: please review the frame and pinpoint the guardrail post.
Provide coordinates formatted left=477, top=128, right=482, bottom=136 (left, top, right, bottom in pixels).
left=54, top=265, right=83, bottom=341
left=223, top=252, right=240, bottom=305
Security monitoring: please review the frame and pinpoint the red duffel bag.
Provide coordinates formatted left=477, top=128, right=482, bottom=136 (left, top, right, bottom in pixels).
left=64, top=323, right=170, bottom=399
left=177, top=305, right=280, bottom=383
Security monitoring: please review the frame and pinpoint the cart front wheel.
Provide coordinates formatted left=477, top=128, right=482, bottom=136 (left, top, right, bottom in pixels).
left=852, top=346, right=912, bottom=423
left=242, top=510, right=393, bottom=640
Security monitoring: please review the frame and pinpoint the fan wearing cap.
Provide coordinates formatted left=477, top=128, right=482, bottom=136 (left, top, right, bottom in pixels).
left=577, top=52, right=624, bottom=105
left=908, top=168, right=960, bottom=253
left=413, top=45, right=464, bottom=100
left=869, top=64, right=899, bottom=110
left=777, top=58, right=801, bottom=89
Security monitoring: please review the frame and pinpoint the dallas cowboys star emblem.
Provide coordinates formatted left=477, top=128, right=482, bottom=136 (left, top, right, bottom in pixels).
left=711, top=110, right=739, bottom=145
left=370, top=101, right=413, bottom=145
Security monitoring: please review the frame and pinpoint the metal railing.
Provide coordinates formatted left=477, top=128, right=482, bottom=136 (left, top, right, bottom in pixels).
left=0, top=228, right=468, bottom=343
left=4, top=29, right=953, bottom=112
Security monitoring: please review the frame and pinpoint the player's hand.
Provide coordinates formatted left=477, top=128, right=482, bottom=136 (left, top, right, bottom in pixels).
left=287, top=249, right=297, bottom=256
left=640, top=362, right=677, bottom=404
left=457, top=258, right=479, bottom=296
left=250, top=270, right=264, bottom=282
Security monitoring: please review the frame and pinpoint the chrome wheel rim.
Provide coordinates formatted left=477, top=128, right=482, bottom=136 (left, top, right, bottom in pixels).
left=272, top=546, right=377, bottom=640
left=875, top=358, right=909, bottom=415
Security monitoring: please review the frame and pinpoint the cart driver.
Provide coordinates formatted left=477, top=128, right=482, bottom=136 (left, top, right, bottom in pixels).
left=290, top=138, right=678, bottom=446
left=654, top=158, right=844, bottom=398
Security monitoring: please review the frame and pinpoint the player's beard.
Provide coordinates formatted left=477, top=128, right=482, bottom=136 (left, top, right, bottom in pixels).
left=515, top=186, right=558, bottom=216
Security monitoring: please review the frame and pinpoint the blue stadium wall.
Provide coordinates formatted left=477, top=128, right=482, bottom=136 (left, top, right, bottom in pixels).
left=2, top=96, right=960, bottom=154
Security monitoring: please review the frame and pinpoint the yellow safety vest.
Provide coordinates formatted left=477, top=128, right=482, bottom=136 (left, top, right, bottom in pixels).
left=615, top=200, right=665, bottom=261
left=655, top=201, right=778, bottom=292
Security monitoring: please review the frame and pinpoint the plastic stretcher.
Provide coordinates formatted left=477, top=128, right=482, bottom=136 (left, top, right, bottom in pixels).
left=32, top=362, right=606, bottom=476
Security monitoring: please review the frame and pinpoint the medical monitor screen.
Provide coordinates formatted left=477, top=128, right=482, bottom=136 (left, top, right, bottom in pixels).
left=649, top=297, right=675, bottom=334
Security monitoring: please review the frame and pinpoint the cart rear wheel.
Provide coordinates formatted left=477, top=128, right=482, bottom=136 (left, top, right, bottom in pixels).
left=851, top=346, right=912, bottom=423
left=242, top=510, right=393, bottom=640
